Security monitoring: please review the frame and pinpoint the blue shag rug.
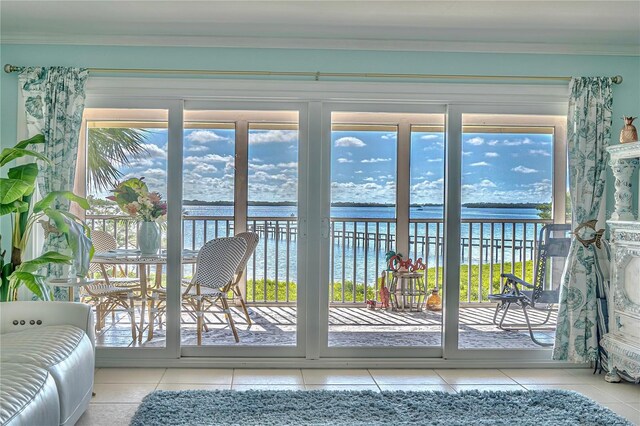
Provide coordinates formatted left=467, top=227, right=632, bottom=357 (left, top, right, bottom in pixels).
left=130, top=389, right=631, bottom=426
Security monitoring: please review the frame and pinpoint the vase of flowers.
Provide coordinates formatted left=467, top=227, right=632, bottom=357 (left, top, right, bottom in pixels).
left=107, top=177, right=167, bottom=255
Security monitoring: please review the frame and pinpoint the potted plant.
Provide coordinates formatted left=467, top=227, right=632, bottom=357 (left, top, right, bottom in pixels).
left=0, top=134, right=94, bottom=301
left=107, top=177, right=167, bottom=255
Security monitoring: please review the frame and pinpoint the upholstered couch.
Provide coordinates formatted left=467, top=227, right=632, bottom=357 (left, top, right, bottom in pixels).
left=0, top=302, right=95, bottom=426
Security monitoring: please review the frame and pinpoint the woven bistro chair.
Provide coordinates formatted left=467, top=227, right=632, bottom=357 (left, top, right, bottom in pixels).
left=150, top=237, right=247, bottom=345
left=488, top=223, right=571, bottom=346
left=183, top=237, right=247, bottom=344
left=81, top=230, right=140, bottom=340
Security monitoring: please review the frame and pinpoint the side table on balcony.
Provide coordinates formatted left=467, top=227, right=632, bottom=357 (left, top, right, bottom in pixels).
left=389, top=271, right=427, bottom=312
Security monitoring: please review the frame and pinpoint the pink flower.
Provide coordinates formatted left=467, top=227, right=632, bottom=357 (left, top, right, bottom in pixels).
left=148, top=192, right=162, bottom=204
left=125, top=203, right=138, bottom=215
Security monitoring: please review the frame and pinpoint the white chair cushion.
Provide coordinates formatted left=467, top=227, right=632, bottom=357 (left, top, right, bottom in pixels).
left=0, top=326, right=94, bottom=426
left=0, top=363, right=59, bottom=426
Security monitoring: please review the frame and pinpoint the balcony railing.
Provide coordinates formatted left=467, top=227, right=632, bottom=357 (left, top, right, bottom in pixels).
left=86, top=214, right=551, bottom=305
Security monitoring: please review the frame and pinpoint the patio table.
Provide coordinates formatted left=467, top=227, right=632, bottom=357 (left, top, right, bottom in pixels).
left=92, top=249, right=198, bottom=343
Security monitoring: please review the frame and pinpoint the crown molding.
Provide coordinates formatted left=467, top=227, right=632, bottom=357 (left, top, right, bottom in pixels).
left=2, top=33, right=639, bottom=56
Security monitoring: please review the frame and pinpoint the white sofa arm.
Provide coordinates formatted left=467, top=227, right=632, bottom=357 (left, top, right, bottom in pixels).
left=0, top=302, right=95, bottom=347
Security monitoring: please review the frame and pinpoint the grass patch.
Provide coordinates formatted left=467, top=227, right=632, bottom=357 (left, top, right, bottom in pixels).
left=242, top=261, right=534, bottom=303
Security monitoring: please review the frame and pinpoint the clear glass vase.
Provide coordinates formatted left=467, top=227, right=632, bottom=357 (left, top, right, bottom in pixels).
left=138, top=221, right=160, bottom=255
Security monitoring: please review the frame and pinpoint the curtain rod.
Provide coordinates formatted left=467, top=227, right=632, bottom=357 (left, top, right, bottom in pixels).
left=3, top=64, right=623, bottom=84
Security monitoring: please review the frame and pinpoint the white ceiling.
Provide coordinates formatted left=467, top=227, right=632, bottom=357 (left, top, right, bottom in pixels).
left=1, top=1, right=639, bottom=55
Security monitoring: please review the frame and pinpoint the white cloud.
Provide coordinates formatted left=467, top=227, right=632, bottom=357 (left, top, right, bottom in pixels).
left=503, top=137, right=535, bottom=146
left=470, top=161, right=490, bottom=167
left=249, top=163, right=277, bottom=171
left=250, top=157, right=263, bottom=163
left=479, top=179, right=496, bottom=187
left=127, top=158, right=154, bottom=168
left=337, top=158, right=353, bottom=163
left=487, top=140, right=499, bottom=146
left=427, top=158, right=443, bottom=162
left=381, top=133, right=397, bottom=140
left=193, top=164, right=218, bottom=174
left=485, top=152, right=499, bottom=158
left=512, top=165, right=538, bottom=174
left=141, top=143, right=166, bottom=158
left=466, top=137, right=484, bottom=146
left=420, top=134, right=440, bottom=140
left=529, top=149, right=551, bottom=157
left=335, top=137, right=366, bottom=147
left=462, top=151, right=472, bottom=156
left=277, top=162, right=298, bottom=169
left=355, top=170, right=363, bottom=174
left=363, top=177, right=376, bottom=182
left=331, top=181, right=394, bottom=203
left=185, top=145, right=208, bottom=153
left=184, top=154, right=234, bottom=165
left=249, top=130, right=298, bottom=144
left=361, top=158, right=392, bottom=163
left=186, top=130, right=228, bottom=144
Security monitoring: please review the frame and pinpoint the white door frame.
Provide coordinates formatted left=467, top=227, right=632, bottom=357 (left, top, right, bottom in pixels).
left=84, top=96, right=184, bottom=362
left=180, top=100, right=309, bottom=359
left=444, top=103, right=567, bottom=361
left=83, top=77, right=574, bottom=366
left=319, top=102, right=447, bottom=359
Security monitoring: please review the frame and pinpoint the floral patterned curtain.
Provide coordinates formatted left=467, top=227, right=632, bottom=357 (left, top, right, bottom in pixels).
left=19, top=67, right=89, bottom=300
left=553, top=77, right=612, bottom=363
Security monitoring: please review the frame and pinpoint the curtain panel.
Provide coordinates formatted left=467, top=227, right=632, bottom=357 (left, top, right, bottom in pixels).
left=553, top=77, right=613, bottom=363
left=18, top=67, right=89, bottom=300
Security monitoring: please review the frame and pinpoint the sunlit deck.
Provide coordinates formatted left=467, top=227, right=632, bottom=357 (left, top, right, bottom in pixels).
left=96, top=305, right=556, bottom=349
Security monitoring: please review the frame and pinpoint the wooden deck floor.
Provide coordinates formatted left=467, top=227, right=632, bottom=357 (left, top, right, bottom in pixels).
left=97, top=305, right=556, bottom=349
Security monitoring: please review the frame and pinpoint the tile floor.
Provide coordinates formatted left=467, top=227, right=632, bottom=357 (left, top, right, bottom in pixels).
left=78, top=367, right=640, bottom=425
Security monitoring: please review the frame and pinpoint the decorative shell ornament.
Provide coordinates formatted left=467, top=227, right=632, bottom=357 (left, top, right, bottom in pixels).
left=620, top=116, right=638, bottom=144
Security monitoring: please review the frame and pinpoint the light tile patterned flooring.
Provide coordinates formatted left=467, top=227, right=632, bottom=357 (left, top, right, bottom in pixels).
left=78, top=367, right=640, bottom=425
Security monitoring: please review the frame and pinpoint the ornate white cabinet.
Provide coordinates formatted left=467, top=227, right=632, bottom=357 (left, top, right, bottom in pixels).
left=602, top=141, right=640, bottom=383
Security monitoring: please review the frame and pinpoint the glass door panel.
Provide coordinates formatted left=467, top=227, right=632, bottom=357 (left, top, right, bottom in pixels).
left=458, top=113, right=565, bottom=350
left=247, top=118, right=299, bottom=346
left=409, top=123, right=445, bottom=347
left=180, top=109, right=300, bottom=348
left=181, top=112, right=236, bottom=346
left=327, top=111, right=445, bottom=350
left=82, top=108, right=169, bottom=349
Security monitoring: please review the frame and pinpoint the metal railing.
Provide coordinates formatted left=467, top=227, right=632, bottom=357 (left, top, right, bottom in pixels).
left=86, top=214, right=550, bottom=305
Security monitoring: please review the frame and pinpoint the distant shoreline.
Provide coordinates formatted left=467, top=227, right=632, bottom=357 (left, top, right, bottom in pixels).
left=183, top=200, right=546, bottom=209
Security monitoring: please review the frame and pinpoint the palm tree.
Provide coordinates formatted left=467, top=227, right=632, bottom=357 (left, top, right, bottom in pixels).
left=87, top=128, right=148, bottom=192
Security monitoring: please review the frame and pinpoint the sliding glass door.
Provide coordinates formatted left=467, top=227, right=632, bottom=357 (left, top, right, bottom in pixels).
left=83, top=90, right=568, bottom=364
left=180, top=103, right=307, bottom=358
left=320, top=105, right=446, bottom=358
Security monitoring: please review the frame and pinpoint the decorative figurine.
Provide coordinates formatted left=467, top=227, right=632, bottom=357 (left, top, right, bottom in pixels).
left=377, top=271, right=391, bottom=309
left=620, top=116, right=638, bottom=144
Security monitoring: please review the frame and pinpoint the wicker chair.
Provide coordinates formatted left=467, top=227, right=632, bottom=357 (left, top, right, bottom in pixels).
left=150, top=237, right=247, bottom=345
left=80, top=230, right=140, bottom=340
left=488, top=224, right=571, bottom=346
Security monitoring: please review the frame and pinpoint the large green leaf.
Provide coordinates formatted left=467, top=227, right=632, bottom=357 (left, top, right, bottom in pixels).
left=0, top=148, right=50, bottom=168
left=0, top=200, right=28, bottom=216
left=42, top=209, right=70, bottom=234
left=14, top=134, right=45, bottom=149
left=8, top=163, right=39, bottom=187
left=9, top=271, right=52, bottom=301
left=34, top=191, right=90, bottom=212
left=17, top=252, right=72, bottom=273
left=0, top=178, right=31, bottom=204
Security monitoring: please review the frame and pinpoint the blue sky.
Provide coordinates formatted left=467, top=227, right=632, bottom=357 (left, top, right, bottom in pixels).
left=96, top=128, right=552, bottom=205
